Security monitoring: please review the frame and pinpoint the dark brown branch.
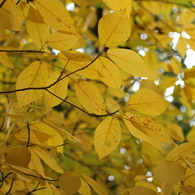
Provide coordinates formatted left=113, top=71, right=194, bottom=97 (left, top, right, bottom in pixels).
left=0, top=0, right=7, bottom=8
left=26, top=122, right=30, bottom=147
left=0, top=50, right=46, bottom=54
left=5, top=178, right=14, bottom=195
left=24, top=173, right=58, bottom=182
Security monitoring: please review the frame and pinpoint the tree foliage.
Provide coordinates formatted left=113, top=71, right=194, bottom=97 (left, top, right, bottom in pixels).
left=0, top=0, right=195, bottom=194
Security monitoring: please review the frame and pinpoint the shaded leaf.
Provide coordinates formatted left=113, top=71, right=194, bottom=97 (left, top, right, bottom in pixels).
left=153, top=161, right=186, bottom=187
left=94, top=117, right=121, bottom=160
left=59, top=171, right=81, bottom=195
left=78, top=179, right=91, bottom=195
left=0, top=47, right=14, bottom=69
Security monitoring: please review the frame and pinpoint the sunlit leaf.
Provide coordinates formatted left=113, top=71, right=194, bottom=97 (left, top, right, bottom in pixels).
left=95, top=57, right=122, bottom=89
left=43, top=71, right=68, bottom=110
left=16, top=61, right=48, bottom=106
left=128, top=88, right=169, bottom=116
left=166, top=141, right=195, bottom=161
left=46, top=31, right=79, bottom=51
left=78, top=179, right=91, bottom=195
left=58, top=51, right=99, bottom=79
left=74, top=79, right=108, bottom=115
left=26, top=5, right=50, bottom=49
left=30, top=121, right=64, bottom=153
left=31, top=146, right=63, bottom=173
left=82, top=173, right=109, bottom=195
left=107, top=48, right=157, bottom=80
left=98, top=10, right=131, bottom=47
left=59, top=171, right=81, bottom=195
left=0, top=0, right=23, bottom=31
left=129, top=186, right=159, bottom=195
left=123, top=113, right=172, bottom=151
left=153, top=161, right=186, bottom=187
left=94, top=116, right=121, bottom=160
left=102, top=0, right=132, bottom=16
left=167, top=122, right=184, bottom=142
left=34, top=0, right=76, bottom=33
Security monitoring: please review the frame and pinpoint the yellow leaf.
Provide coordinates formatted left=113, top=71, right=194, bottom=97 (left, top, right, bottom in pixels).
left=31, top=146, right=63, bottom=174
left=34, top=0, right=76, bottom=33
left=6, top=145, right=31, bottom=167
left=59, top=171, right=81, bottom=195
left=26, top=5, right=50, bottom=49
left=94, top=117, right=121, bottom=160
left=0, top=0, right=23, bottom=31
left=153, top=161, right=186, bottom=187
left=73, top=0, right=94, bottom=6
left=78, top=179, right=91, bottom=195
left=46, top=31, right=79, bottom=51
left=135, top=181, right=158, bottom=193
left=107, top=48, right=157, bottom=80
left=166, top=141, right=195, bottom=161
left=177, top=36, right=187, bottom=57
left=74, top=79, right=108, bottom=115
left=95, top=57, right=122, bottom=89
left=58, top=51, right=99, bottom=80
left=129, top=186, right=159, bottom=195
left=16, top=61, right=48, bottom=106
left=0, top=47, right=14, bottom=69
left=105, top=97, right=121, bottom=113
left=123, top=113, right=172, bottom=151
left=28, top=149, right=45, bottom=176
left=187, top=127, right=195, bottom=141
left=128, top=88, right=169, bottom=116
left=98, top=10, right=131, bottom=47
left=167, top=122, right=184, bottom=142
left=30, top=121, right=64, bottom=153
left=82, top=173, right=109, bottom=195
left=43, top=71, right=68, bottom=110
left=102, top=0, right=132, bottom=16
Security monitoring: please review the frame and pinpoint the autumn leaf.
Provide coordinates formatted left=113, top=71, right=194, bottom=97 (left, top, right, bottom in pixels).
left=98, top=10, right=131, bottom=47
left=74, top=79, right=108, bottom=115
left=59, top=171, right=81, bottom=195
left=95, top=57, right=122, bottom=89
left=0, top=47, right=14, bottom=69
left=153, top=161, right=186, bottom=187
left=123, top=113, right=173, bottom=151
left=16, top=61, right=48, bottom=106
left=26, top=5, right=50, bottom=49
left=82, top=173, right=109, bottom=195
left=94, top=116, right=121, bottom=160
left=107, top=48, right=157, bottom=80
left=34, top=0, right=76, bottom=33
left=128, top=88, right=169, bottom=116
left=43, top=71, right=68, bottom=110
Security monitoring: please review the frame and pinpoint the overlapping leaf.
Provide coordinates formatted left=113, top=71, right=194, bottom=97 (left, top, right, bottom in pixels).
left=26, top=5, right=50, bottom=49
left=153, top=161, right=186, bottom=187
left=128, top=88, right=169, bottom=116
left=94, top=116, right=121, bottom=160
left=123, top=113, right=173, bottom=151
left=74, top=79, right=107, bottom=115
left=43, top=71, right=68, bottom=110
left=34, top=0, right=76, bottom=33
left=82, top=173, right=109, bottom=195
left=16, top=61, right=48, bottom=106
left=46, top=31, right=79, bottom=51
left=103, top=0, right=132, bottom=16
left=98, top=10, right=131, bottom=47
left=94, top=57, right=122, bottom=89
left=0, top=47, right=14, bottom=69
left=107, top=48, right=157, bottom=80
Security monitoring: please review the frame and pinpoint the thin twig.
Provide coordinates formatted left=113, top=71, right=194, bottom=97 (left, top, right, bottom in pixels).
left=0, top=0, right=7, bottom=8
left=5, top=178, right=14, bottom=195
left=26, top=122, right=30, bottom=147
